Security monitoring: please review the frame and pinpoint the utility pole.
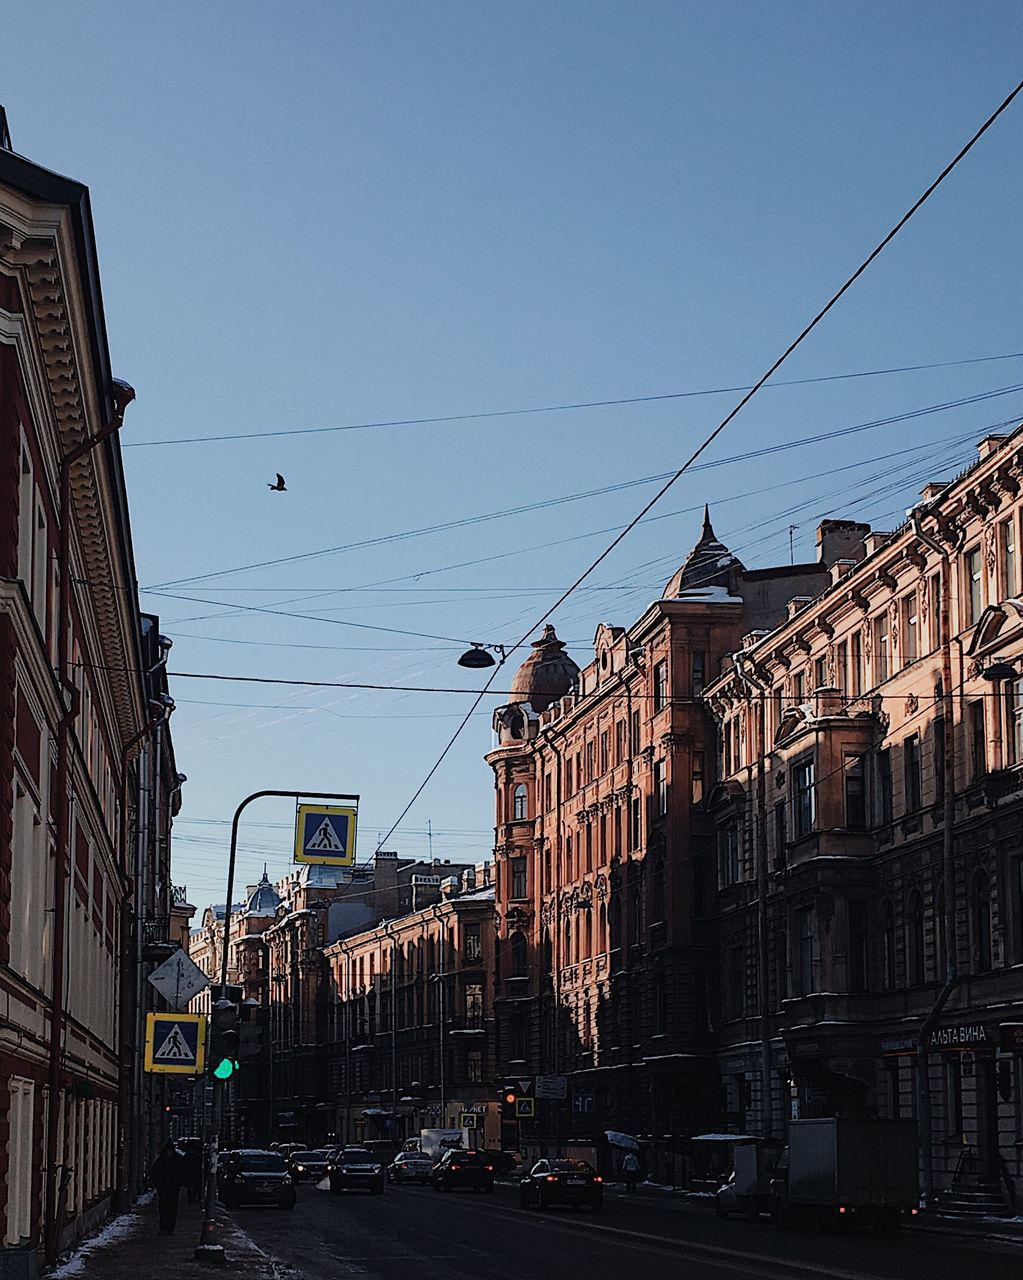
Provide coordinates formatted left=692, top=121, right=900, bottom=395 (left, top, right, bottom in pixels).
left=195, top=788, right=358, bottom=1264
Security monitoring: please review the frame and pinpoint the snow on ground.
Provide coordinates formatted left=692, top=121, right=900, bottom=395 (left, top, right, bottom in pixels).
left=49, top=1195, right=151, bottom=1278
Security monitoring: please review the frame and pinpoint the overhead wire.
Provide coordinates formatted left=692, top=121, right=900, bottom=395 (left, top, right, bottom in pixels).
left=369, top=74, right=1023, bottom=852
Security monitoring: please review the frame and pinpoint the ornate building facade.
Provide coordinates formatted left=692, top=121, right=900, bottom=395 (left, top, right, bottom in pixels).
left=485, top=514, right=839, bottom=1161
left=703, top=428, right=1023, bottom=1211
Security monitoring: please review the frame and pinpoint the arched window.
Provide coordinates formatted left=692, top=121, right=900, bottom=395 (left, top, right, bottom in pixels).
left=512, top=784, right=528, bottom=821
left=510, top=931, right=528, bottom=977
left=599, top=900, right=608, bottom=954
left=651, top=856, right=666, bottom=925
left=541, top=929, right=553, bottom=975
left=882, top=900, right=897, bottom=991
left=907, top=892, right=925, bottom=986
left=775, top=929, right=789, bottom=1002
left=972, top=870, right=992, bottom=973
left=563, top=915, right=573, bottom=966
left=582, top=910, right=592, bottom=959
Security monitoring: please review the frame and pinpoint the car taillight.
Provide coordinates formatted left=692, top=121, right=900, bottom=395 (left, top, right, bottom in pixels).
left=450, top=1165, right=461, bottom=1172
left=838, top=1206, right=847, bottom=1215
left=546, top=1175, right=558, bottom=1183
left=593, top=1176, right=602, bottom=1184
left=484, top=1165, right=493, bottom=1172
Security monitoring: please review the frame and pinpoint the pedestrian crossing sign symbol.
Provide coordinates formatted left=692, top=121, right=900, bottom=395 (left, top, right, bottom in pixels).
left=294, top=803, right=358, bottom=867
left=144, top=1012, right=206, bottom=1075
left=515, top=1097, right=536, bottom=1119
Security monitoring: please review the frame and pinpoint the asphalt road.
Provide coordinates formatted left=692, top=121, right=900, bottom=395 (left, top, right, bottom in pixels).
left=231, top=1179, right=1023, bottom=1280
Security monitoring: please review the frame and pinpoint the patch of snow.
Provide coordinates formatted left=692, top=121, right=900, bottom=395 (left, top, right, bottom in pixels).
left=49, top=1206, right=143, bottom=1278
left=677, top=587, right=743, bottom=603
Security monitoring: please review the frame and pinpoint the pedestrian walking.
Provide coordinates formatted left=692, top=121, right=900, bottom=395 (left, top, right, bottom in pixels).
left=622, top=1151, right=640, bottom=1193
left=150, top=1141, right=184, bottom=1235
left=182, top=1141, right=203, bottom=1205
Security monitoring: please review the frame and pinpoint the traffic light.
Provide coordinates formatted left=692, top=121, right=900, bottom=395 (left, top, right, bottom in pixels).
left=209, top=998, right=240, bottom=1080
left=500, top=1084, right=519, bottom=1122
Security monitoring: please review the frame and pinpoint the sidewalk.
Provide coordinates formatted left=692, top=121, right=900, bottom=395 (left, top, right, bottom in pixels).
left=47, top=1195, right=283, bottom=1280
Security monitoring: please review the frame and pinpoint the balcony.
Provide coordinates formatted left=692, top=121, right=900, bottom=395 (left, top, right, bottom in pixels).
left=139, top=914, right=177, bottom=962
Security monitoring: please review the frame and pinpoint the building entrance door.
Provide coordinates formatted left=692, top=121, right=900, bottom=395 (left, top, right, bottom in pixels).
left=975, top=1054, right=1000, bottom=1183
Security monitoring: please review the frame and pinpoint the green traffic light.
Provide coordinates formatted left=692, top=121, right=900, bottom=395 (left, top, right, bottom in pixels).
left=213, top=1057, right=236, bottom=1080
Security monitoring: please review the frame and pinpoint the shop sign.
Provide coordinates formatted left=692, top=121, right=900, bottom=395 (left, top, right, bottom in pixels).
left=1000, top=1023, right=1023, bottom=1053
left=927, top=1023, right=994, bottom=1052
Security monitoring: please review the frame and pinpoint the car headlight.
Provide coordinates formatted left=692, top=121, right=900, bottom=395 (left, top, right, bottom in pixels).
left=296, top=1165, right=305, bottom=1172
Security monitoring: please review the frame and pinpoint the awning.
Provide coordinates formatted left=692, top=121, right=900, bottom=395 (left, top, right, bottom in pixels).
left=361, top=1107, right=394, bottom=1118
left=604, top=1130, right=640, bottom=1152
left=691, top=1133, right=758, bottom=1143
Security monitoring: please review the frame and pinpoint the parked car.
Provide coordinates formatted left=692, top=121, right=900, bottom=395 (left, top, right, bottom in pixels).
left=288, top=1149, right=331, bottom=1182
left=218, top=1150, right=295, bottom=1210
left=519, top=1159, right=603, bottom=1212
left=362, top=1139, right=400, bottom=1167
left=328, top=1146, right=385, bottom=1194
left=387, top=1152, right=435, bottom=1185
left=431, top=1149, right=495, bottom=1193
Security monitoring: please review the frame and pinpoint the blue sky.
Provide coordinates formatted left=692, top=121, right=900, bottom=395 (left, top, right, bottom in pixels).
left=5, top=3, right=1023, bottom=910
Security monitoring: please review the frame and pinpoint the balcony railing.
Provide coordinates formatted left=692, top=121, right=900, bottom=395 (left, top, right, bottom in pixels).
left=171, top=884, right=189, bottom=906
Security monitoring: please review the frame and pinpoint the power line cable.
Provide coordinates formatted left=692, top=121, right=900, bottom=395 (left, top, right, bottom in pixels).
left=370, top=75, right=1023, bottom=853
left=122, top=349, right=1023, bottom=448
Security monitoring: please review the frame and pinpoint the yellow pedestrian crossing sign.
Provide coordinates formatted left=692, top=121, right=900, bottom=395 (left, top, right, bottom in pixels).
left=144, top=1012, right=206, bottom=1075
left=294, top=803, right=357, bottom=867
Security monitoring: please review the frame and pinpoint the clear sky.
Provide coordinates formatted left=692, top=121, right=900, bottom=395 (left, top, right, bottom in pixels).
left=5, top=3, right=1023, bottom=911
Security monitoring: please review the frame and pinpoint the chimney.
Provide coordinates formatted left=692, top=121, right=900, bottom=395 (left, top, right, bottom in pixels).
left=373, top=849, right=400, bottom=920
left=786, top=596, right=813, bottom=620
left=816, top=520, right=869, bottom=569
left=977, top=435, right=1009, bottom=460
left=440, top=876, right=460, bottom=899
left=829, top=558, right=857, bottom=585
left=919, top=483, right=945, bottom=501
left=863, top=532, right=892, bottom=556
left=410, top=874, right=441, bottom=911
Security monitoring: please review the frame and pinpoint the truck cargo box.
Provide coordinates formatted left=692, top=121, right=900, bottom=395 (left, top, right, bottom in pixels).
left=787, top=1119, right=918, bottom=1209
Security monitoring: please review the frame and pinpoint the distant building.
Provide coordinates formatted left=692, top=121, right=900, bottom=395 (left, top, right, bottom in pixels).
left=323, top=866, right=497, bottom=1149
left=703, top=427, right=1023, bottom=1212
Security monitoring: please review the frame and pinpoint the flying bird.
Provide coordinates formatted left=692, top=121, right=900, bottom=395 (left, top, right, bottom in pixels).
left=268, top=473, right=287, bottom=492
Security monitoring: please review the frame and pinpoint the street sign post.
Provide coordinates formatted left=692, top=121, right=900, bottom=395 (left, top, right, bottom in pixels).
left=294, top=803, right=358, bottom=867
left=147, top=949, right=210, bottom=1011
left=144, top=1012, right=207, bottom=1075
left=535, top=1075, right=568, bottom=1100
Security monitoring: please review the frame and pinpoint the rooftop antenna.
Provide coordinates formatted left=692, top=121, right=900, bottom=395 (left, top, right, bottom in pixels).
left=0, top=106, right=12, bottom=152
left=788, top=524, right=798, bottom=565
left=428, top=818, right=434, bottom=860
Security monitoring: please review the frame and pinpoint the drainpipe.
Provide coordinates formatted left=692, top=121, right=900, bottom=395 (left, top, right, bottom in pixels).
left=544, top=732, right=565, bottom=1156
left=735, top=652, right=772, bottom=1139
left=909, top=505, right=959, bottom=1209
left=45, top=380, right=134, bottom=1264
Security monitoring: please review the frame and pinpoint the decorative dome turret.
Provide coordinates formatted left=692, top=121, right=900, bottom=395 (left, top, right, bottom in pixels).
left=508, top=624, right=579, bottom=713
left=243, top=866, right=282, bottom=917
left=663, top=506, right=743, bottom=597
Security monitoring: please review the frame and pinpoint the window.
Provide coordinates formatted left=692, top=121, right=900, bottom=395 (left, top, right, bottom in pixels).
left=726, top=945, right=745, bottom=1020
left=946, top=1057, right=963, bottom=1139
left=907, top=893, right=925, bottom=986
left=631, top=708, right=641, bottom=755
left=972, top=871, right=992, bottom=973
left=630, top=878, right=643, bottom=940
left=1001, top=518, right=1017, bottom=599
left=968, top=700, right=986, bottom=778
left=934, top=716, right=946, bottom=804
left=793, top=670, right=805, bottom=704
left=575, top=751, right=583, bottom=789
left=887, top=1060, right=903, bottom=1120
left=873, top=614, right=889, bottom=683
left=631, top=796, right=642, bottom=849
left=654, top=760, right=667, bottom=815
left=773, top=801, right=787, bottom=870
left=651, top=858, right=666, bottom=925
left=877, top=748, right=893, bottom=825
left=565, top=834, right=573, bottom=879
left=692, top=751, right=704, bottom=806
left=512, top=784, right=528, bottom=821
left=510, top=857, right=527, bottom=901
left=848, top=900, right=868, bottom=993
left=775, top=929, right=789, bottom=1001
left=814, top=656, right=828, bottom=690
left=600, top=730, right=610, bottom=775
left=902, top=594, right=918, bottom=665
left=465, top=982, right=484, bottom=1024
left=467, top=1050, right=483, bottom=1083
left=1016, top=857, right=1023, bottom=964
left=585, top=741, right=595, bottom=783
left=904, top=734, right=922, bottom=813
left=850, top=631, right=863, bottom=696
left=615, top=719, right=626, bottom=764
left=930, top=574, right=941, bottom=649
left=692, top=649, right=706, bottom=695
left=795, top=906, right=814, bottom=996
left=719, top=822, right=741, bottom=888
left=844, top=755, right=866, bottom=829
left=882, top=900, right=897, bottom=990
left=1006, top=677, right=1023, bottom=765
left=510, top=933, right=528, bottom=977
left=585, top=822, right=593, bottom=872
left=652, top=971, right=667, bottom=1035
left=653, top=660, right=668, bottom=713
left=565, top=756, right=574, bottom=795
left=964, top=546, right=983, bottom=626
left=835, top=640, right=848, bottom=695
left=464, top=923, right=482, bottom=962
left=792, top=757, right=815, bottom=838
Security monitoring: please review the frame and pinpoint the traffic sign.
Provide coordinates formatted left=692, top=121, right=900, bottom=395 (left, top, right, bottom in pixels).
left=515, top=1097, right=535, bottom=1119
left=144, top=1012, right=207, bottom=1075
left=535, top=1075, right=568, bottom=1100
left=571, top=1093, right=595, bottom=1114
left=147, top=949, right=209, bottom=1011
left=458, top=1112, right=479, bottom=1129
left=294, top=803, right=357, bottom=867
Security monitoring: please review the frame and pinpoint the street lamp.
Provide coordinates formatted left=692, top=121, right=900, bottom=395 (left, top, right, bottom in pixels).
left=457, top=642, right=507, bottom=669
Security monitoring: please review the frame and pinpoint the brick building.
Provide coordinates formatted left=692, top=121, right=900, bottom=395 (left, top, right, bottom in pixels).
left=323, top=868, right=497, bottom=1149
left=485, top=514, right=835, bottom=1164
left=0, top=128, right=182, bottom=1263
left=703, top=428, right=1023, bottom=1212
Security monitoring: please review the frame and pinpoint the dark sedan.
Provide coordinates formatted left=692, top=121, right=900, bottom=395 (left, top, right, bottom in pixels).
left=387, top=1152, right=435, bottom=1185
left=519, top=1159, right=603, bottom=1212
left=431, top=1149, right=495, bottom=1193
left=328, top=1147, right=385, bottom=1194
left=218, top=1150, right=296, bottom=1210
left=288, top=1149, right=331, bottom=1182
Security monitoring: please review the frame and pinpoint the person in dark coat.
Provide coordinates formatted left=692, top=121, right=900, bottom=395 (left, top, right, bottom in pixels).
left=182, top=1143, right=203, bottom=1205
left=150, top=1142, right=184, bottom=1235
